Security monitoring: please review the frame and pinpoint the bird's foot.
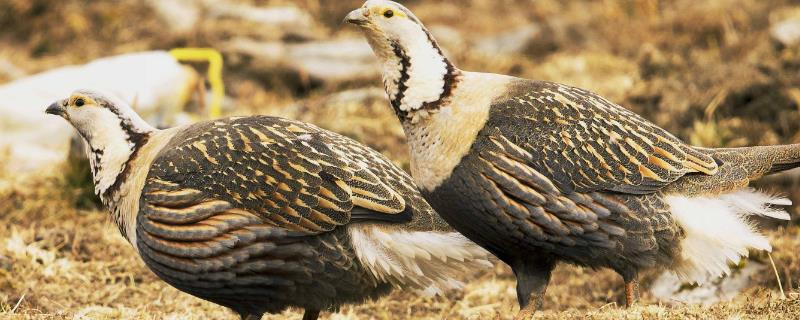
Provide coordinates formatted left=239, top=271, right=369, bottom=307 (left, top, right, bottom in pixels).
left=514, top=305, right=536, bottom=320
left=514, top=292, right=543, bottom=320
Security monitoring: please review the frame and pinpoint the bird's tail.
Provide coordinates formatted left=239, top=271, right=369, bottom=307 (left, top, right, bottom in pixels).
left=663, top=144, right=799, bottom=284
left=708, top=143, right=800, bottom=176
left=668, top=144, right=800, bottom=196
left=666, top=189, right=789, bottom=284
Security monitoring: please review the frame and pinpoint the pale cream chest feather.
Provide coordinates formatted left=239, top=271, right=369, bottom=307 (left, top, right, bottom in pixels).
left=405, top=72, right=515, bottom=191
left=107, top=126, right=183, bottom=252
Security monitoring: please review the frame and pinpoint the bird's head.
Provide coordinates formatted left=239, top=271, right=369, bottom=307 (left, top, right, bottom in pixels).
left=344, top=1, right=434, bottom=60
left=45, top=89, right=154, bottom=146
left=46, top=89, right=155, bottom=200
left=346, top=1, right=459, bottom=117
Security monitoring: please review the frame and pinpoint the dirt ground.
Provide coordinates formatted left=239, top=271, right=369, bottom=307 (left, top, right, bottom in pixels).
left=1, top=0, right=800, bottom=319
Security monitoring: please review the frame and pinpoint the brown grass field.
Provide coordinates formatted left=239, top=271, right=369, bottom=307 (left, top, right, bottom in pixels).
left=2, top=0, right=800, bottom=318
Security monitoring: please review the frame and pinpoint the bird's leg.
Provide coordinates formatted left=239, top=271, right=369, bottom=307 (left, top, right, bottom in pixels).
left=624, top=279, right=640, bottom=308
left=515, top=286, right=547, bottom=320
left=513, top=258, right=556, bottom=320
left=302, top=309, right=320, bottom=320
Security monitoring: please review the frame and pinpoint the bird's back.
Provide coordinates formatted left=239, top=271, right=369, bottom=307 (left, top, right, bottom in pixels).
left=145, top=116, right=449, bottom=232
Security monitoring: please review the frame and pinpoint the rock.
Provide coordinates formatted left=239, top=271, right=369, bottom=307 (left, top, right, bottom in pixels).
left=429, top=24, right=466, bottom=55
left=0, top=51, right=199, bottom=175
left=225, top=38, right=378, bottom=85
left=287, top=88, right=409, bottom=165
left=203, top=0, right=314, bottom=33
left=650, top=262, right=766, bottom=305
left=473, top=24, right=540, bottom=55
left=73, top=306, right=125, bottom=319
left=146, top=0, right=317, bottom=38
left=146, top=0, right=201, bottom=34
left=531, top=52, right=638, bottom=102
left=772, top=19, right=800, bottom=47
left=771, top=8, right=800, bottom=48
left=0, top=58, right=26, bottom=82
left=290, top=88, right=391, bottom=129
left=0, top=254, right=10, bottom=271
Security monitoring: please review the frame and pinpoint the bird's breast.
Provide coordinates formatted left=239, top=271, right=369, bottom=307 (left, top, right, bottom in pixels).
left=404, top=72, right=515, bottom=191
left=108, top=127, right=183, bottom=252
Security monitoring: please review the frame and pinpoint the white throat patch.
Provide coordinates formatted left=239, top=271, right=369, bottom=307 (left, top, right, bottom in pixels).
left=364, top=21, right=456, bottom=116
left=391, top=37, right=450, bottom=112
left=81, top=108, right=146, bottom=200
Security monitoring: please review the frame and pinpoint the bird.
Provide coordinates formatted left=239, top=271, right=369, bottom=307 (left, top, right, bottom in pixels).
left=345, top=1, right=795, bottom=318
left=45, top=89, right=491, bottom=320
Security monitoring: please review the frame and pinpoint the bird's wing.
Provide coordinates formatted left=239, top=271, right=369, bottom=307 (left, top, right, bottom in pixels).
left=445, top=79, right=700, bottom=252
left=137, top=172, right=376, bottom=305
left=484, top=79, right=718, bottom=195
left=138, top=116, right=410, bottom=238
left=467, top=133, right=679, bottom=252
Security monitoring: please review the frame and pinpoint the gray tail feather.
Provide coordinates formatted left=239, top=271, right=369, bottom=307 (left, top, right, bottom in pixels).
left=701, top=144, right=800, bottom=178
left=668, top=144, right=800, bottom=196
left=766, top=158, right=800, bottom=175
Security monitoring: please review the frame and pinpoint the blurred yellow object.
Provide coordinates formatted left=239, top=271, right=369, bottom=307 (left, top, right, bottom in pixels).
left=169, top=48, right=225, bottom=119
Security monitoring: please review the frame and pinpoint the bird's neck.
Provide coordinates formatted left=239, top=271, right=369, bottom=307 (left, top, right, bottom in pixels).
left=398, top=71, right=517, bottom=191
left=370, top=31, right=461, bottom=122
left=83, top=118, right=154, bottom=206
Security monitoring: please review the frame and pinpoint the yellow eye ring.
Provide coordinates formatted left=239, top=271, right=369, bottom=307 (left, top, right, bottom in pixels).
left=383, top=9, right=394, bottom=18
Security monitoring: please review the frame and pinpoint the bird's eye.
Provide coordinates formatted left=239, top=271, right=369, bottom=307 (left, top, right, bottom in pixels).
left=75, top=98, right=85, bottom=107
left=383, top=10, right=394, bottom=18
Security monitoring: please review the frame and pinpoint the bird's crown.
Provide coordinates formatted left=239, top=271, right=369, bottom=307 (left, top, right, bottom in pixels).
left=361, top=1, right=411, bottom=20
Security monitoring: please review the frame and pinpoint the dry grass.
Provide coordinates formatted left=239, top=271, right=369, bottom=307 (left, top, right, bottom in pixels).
left=0, top=176, right=797, bottom=319
left=2, top=0, right=800, bottom=319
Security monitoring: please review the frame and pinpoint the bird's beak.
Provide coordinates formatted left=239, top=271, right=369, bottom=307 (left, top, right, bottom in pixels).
left=45, top=100, right=67, bottom=118
left=344, top=8, right=369, bottom=26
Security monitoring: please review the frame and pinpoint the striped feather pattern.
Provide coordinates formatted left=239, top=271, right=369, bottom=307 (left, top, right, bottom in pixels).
left=448, top=132, right=680, bottom=261
left=130, top=116, right=470, bottom=317
left=494, top=80, right=718, bottom=194
left=145, top=116, right=413, bottom=235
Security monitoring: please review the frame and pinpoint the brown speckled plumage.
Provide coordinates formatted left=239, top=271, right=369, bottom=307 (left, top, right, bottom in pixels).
left=669, top=144, right=800, bottom=195
left=135, top=116, right=452, bottom=318
left=49, top=89, right=490, bottom=320
left=494, top=81, right=719, bottom=195
left=419, top=76, right=799, bottom=313
left=348, top=1, right=799, bottom=316
left=417, top=77, right=798, bottom=315
left=420, top=81, right=690, bottom=288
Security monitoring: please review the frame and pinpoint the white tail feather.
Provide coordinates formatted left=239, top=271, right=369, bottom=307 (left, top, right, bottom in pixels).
left=666, top=188, right=790, bottom=285
left=723, top=189, right=792, bottom=220
left=349, top=225, right=492, bottom=295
